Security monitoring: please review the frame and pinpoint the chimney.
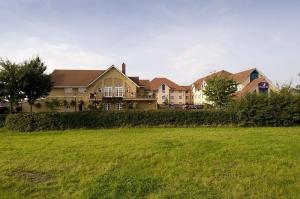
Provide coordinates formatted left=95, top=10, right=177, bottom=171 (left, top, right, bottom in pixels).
left=122, top=62, right=126, bottom=74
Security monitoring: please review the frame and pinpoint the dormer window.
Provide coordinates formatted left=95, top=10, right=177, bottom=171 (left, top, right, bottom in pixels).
left=250, top=70, right=259, bottom=82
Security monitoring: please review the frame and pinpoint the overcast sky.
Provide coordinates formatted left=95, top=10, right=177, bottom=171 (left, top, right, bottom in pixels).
left=0, top=0, right=299, bottom=85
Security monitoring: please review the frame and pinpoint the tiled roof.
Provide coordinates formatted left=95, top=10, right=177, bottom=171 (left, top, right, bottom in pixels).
left=232, top=68, right=256, bottom=83
left=149, top=77, right=187, bottom=91
left=51, top=70, right=105, bottom=87
left=128, top=76, right=140, bottom=85
left=193, top=70, right=232, bottom=89
left=139, top=80, right=150, bottom=88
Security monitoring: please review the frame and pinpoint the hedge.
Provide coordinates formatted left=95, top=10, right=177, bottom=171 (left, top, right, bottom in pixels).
left=5, top=110, right=236, bottom=132
left=4, top=92, right=300, bottom=132
left=234, top=92, right=300, bottom=126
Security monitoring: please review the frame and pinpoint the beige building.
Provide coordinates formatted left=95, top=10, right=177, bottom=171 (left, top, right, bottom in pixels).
left=21, top=66, right=276, bottom=112
left=192, top=68, right=276, bottom=105
left=22, top=63, right=157, bottom=112
left=148, top=78, right=191, bottom=107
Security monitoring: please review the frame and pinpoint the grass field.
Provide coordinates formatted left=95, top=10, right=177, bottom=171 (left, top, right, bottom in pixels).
left=1, top=127, right=300, bottom=199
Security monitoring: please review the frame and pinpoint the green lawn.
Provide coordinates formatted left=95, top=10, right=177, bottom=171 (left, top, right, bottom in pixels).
left=1, top=127, right=300, bottom=199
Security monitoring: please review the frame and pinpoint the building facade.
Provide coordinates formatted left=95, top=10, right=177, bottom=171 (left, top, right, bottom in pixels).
left=22, top=64, right=157, bottom=112
left=21, top=66, right=276, bottom=112
left=149, top=78, right=191, bottom=107
left=192, top=68, right=276, bottom=105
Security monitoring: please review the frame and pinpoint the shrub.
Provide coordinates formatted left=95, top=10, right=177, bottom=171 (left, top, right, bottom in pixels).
left=4, top=91, right=300, bottom=132
left=5, top=113, right=63, bottom=132
left=5, top=110, right=235, bottom=132
left=234, top=92, right=300, bottom=126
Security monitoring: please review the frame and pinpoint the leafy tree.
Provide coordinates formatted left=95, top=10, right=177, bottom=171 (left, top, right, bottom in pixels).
left=20, top=57, right=52, bottom=112
left=0, top=59, right=23, bottom=112
left=296, top=73, right=300, bottom=93
left=203, top=76, right=237, bottom=109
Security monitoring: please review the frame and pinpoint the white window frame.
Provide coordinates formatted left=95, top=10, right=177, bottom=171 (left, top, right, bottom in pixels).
left=116, top=103, right=123, bottom=111
left=179, top=95, right=182, bottom=100
left=162, top=95, right=166, bottom=100
left=104, top=87, right=112, bottom=97
left=115, top=87, right=123, bottom=97
left=104, top=103, right=110, bottom=111
left=64, top=88, right=73, bottom=93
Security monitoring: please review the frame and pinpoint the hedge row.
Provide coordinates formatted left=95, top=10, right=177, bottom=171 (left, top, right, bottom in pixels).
left=233, top=92, right=300, bottom=126
left=4, top=92, right=300, bottom=132
left=5, top=110, right=236, bottom=132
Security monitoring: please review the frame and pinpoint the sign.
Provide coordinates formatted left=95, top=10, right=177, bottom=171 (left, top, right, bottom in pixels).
left=258, top=82, right=269, bottom=89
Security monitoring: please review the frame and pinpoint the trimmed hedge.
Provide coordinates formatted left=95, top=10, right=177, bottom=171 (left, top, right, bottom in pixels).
left=5, top=110, right=236, bottom=132
left=4, top=92, right=300, bottom=132
left=234, top=92, right=300, bottom=126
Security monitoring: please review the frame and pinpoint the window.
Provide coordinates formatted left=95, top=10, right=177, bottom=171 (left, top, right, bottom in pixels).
left=179, top=102, right=182, bottom=105
left=104, top=87, right=112, bottom=97
left=179, top=96, right=182, bottom=99
left=78, top=88, right=86, bottom=93
left=104, top=103, right=110, bottom=111
left=116, top=103, right=123, bottom=111
left=162, top=84, right=165, bottom=93
left=115, top=87, right=123, bottom=97
left=64, top=88, right=73, bottom=93
left=250, top=70, right=259, bottom=81
left=170, top=96, right=174, bottom=99
left=186, top=96, right=189, bottom=100
left=162, top=95, right=166, bottom=100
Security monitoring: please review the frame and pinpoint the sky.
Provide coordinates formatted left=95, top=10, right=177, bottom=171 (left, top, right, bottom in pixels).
left=0, top=0, right=299, bottom=85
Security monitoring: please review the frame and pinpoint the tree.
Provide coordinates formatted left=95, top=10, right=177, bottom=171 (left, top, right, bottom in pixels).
left=20, top=57, right=52, bottom=112
left=203, top=76, right=237, bottom=109
left=0, top=59, right=23, bottom=112
left=296, top=73, right=300, bottom=93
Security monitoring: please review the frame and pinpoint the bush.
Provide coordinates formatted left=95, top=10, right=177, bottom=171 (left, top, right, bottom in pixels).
left=5, top=110, right=235, bottom=132
left=234, top=92, right=300, bottom=126
left=5, top=113, right=63, bottom=132
left=4, top=92, right=300, bottom=132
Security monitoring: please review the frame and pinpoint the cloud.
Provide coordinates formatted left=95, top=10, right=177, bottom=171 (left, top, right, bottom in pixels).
left=0, top=37, right=115, bottom=73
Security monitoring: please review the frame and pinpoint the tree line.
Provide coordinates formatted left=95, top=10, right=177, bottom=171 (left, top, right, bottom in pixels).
left=0, top=57, right=52, bottom=113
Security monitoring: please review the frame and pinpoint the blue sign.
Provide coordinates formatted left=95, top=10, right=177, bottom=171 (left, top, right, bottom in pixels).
left=258, top=82, right=269, bottom=89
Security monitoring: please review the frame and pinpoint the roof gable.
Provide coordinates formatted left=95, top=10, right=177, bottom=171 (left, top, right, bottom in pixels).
left=193, top=70, right=232, bottom=89
left=51, top=65, right=140, bottom=88
left=232, top=68, right=256, bottom=83
left=149, top=77, right=186, bottom=91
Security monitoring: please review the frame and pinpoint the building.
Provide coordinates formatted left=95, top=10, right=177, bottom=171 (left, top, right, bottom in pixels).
left=192, top=68, right=276, bottom=105
left=149, top=78, right=190, bottom=106
left=22, top=63, right=157, bottom=112
left=20, top=65, right=276, bottom=112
